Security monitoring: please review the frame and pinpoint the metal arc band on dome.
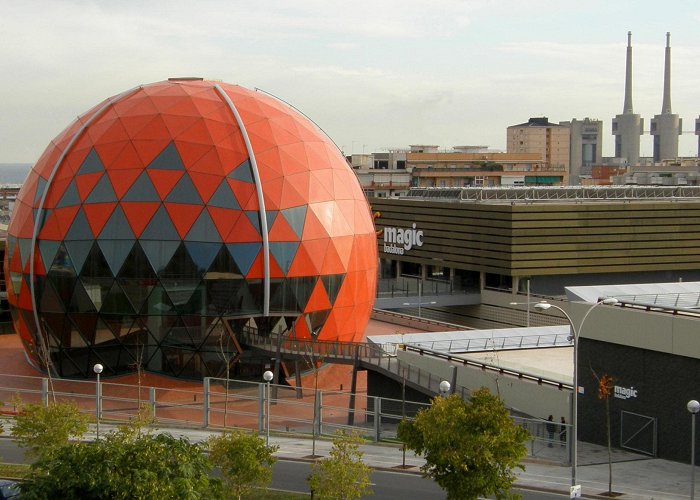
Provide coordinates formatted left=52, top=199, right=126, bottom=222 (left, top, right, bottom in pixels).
left=28, top=85, right=143, bottom=371
left=213, top=84, right=270, bottom=316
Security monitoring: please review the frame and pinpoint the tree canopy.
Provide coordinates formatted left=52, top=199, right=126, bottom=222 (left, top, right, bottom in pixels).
left=19, top=431, right=221, bottom=499
left=208, top=430, right=278, bottom=499
left=307, top=430, right=373, bottom=500
left=398, top=388, right=528, bottom=500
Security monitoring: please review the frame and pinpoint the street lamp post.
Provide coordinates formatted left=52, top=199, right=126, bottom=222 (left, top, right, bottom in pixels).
left=439, top=380, right=451, bottom=397
left=263, top=370, right=274, bottom=446
left=93, top=363, right=103, bottom=439
left=688, top=400, right=700, bottom=500
left=533, top=298, right=618, bottom=494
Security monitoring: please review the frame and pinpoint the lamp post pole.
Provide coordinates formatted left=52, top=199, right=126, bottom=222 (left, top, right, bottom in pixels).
left=689, top=400, right=700, bottom=500
left=439, top=380, right=450, bottom=398
left=263, top=370, right=273, bottom=446
left=534, top=298, right=618, bottom=493
left=93, top=363, right=103, bottom=439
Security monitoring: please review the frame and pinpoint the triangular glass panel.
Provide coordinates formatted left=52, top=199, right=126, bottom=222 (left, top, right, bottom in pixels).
left=39, top=279, right=66, bottom=313
left=33, top=176, right=48, bottom=205
left=269, top=241, right=299, bottom=275
left=121, top=171, right=160, bottom=202
left=226, top=243, right=260, bottom=277
left=85, top=174, right=118, bottom=203
left=245, top=211, right=261, bottom=234
left=282, top=206, right=307, bottom=239
left=77, top=148, right=106, bottom=175
left=6, top=236, right=16, bottom=262
left=161, top=278, right=200, bottom=309
left=117, top=277, right=152, bottom=313
left=64, top=240, right=95, bottom=275
left=80, top=276, right=114, bottom=311
left=227, top=280, right=263, bottom=316
left=185, top=209, right=221, bottom=243
left=227, top=159, right=253, bottom=183
left=139, top=205, right=180, bottom=241
left=266, top=211, right=278, bottom=231
left=140, top=240, right=180, bottom=274
left=306, top=309, right=330, bottom=338
left=79, top=242, right=112, bottom=278
left=65, top=208, right=94, bottom=241
left=207, top=245, right=242, bottom=276
left=69, top=280, right=99, bottom=313
left=165, top=174, right=203, bottom=204
left=184, top=242, right=221, bottom=273
left=38, top=240, right=62, bottom=273
left=161, top=316, right=195, bottom=346
left=117, top=241, right=157, bottom=281
left=147, top=142, right=185, bottom=170
left=207, top=181, right=240, bottom=210
left=34, top=207, right=50, bottom=232
left=321, top=274, right=346, bottom=305
left=18, top=238, right=32, bottom=271
left=141, top=284, right=177, bottom=316
left=159, top=243, right=199, bottom=279
left=205, top=279, right=244, bottom=314
left=97, top=205, right=135, bottom=240
left=292, top=276, right=317, bottom=311
left=47, top=263, right=77, bottom=307
left=174, top=283, right=208, bottom=316
left=72, top=313, right=99, bottom=344
left=269, top=279, right=297, bottom=313
left=101, top=281, right=136, bottom=315
left=97, top=239, right=134, bottom=276
left=56, top=180, right=81, bottom=208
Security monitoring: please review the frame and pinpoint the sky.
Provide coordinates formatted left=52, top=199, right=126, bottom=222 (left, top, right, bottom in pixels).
left=2, top=0, right=700, bottom=164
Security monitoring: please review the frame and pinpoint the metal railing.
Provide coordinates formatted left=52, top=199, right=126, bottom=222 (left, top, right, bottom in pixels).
left=403, top=333, right=572, bottom=353
left=0, top=372, right=570, bottom=464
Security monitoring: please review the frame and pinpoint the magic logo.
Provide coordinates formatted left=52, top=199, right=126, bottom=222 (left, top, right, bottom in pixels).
left=383, top=224, right=424, bottom=255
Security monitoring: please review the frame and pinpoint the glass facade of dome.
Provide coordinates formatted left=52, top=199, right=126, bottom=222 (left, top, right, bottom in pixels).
left=5, top=79, right=377, bottom=379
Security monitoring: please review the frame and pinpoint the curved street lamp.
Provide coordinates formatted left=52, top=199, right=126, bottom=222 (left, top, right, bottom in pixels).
left=263, top=370, right=274, bottom=446
left=533, top=297, right=618, bottom=492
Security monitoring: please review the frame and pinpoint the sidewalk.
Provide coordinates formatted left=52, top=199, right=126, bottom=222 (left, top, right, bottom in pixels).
left=78, top=423, right=691, bottom=499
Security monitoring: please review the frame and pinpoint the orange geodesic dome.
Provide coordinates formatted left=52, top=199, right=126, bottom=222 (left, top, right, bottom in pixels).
left=5, top=78, right=377, bottom=379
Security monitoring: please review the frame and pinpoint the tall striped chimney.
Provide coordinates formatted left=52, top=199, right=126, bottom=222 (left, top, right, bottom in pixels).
left=651, top=32, right=682, bottom=162
left=612, top=31, right=643, bottom=165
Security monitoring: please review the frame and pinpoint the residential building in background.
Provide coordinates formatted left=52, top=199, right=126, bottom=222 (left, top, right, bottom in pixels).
left=612, top=32, right=644, bottom=166
left=506, top=117, right=570, bottom=182
left=650, top=33, right=682, bottom=162
left=560, top=118, right=603, bottom=184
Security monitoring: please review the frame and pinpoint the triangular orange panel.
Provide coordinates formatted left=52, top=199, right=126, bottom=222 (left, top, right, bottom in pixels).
left=121, top=202, right=161, bottom=238
left=286, top=243, right=319, bottom=277
left=268, top=213, right=299, bottom=241
left=133, top=115, right=172, bottom=141
left=224, top=211, right=261, bottom=243
left=51, top=206, right=81, bottom=239
left=228, top=179, right=257, bottom=210
left=176, top=141, right=212, bottom=169
left=280, top=176, right=309, bottom=208
left=320, top=241, right=345, bottom=274
left=75, top=172, right=104, bottom=201
left=148, top=170, right=184, bottom=199
left=43, top=178, right=71, bottom=208
left=261, top=178, right=283, bottom=211
left=244, top=251, right=267, bottom=279
left=190, top=147, right=225, bottom=176
left=304, top=280, right=332, bottom=313
left=83, top=203, right=117, bottom=236
left=107, top=169, right=143, bottom=199
left=190, top=172, right=222, bottom=203
left=297, top=239, right=328, bottom=275
left=330, top=235, right=354, bottom=268
left=303, top=205, right=331, bottom=240
left=208, top=207, right=242, bottom=242
left=133, top=139, right=172, bottom=166
left=163, top=203, right=204, bottom=239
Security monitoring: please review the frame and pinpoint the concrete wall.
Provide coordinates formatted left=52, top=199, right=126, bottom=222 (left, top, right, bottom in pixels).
left=396, top=349, right=570, bottom=420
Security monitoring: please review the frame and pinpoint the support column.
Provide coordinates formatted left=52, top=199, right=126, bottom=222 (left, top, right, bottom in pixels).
left=348, top=345, right=359, bottom=426
left=479, top=271, right=486, bottom=290
left=512, top=276, right=520, bottom=295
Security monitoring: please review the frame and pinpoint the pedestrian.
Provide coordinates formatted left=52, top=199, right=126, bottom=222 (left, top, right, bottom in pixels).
left=559, top=417, right=567, bottom=446
left=546, top=415, right=555, bottom=447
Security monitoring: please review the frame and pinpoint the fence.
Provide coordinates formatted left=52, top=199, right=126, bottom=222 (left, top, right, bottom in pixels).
left=0, top=373, right=571, bottom=465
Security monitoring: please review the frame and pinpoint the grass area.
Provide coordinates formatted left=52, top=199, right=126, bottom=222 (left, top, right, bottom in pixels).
left=0, top=462, right=29, bottom=479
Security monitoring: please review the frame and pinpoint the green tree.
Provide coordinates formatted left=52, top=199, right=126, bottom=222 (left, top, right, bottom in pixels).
left=11, top=400, right=89, bottom=460
left=20, top=431, right=221, bottom=499
left=398, top=388, right=528, bottom=500
left=208, top=430, right=278, bottom=499
left=307, top=430, right=373, bottom=500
